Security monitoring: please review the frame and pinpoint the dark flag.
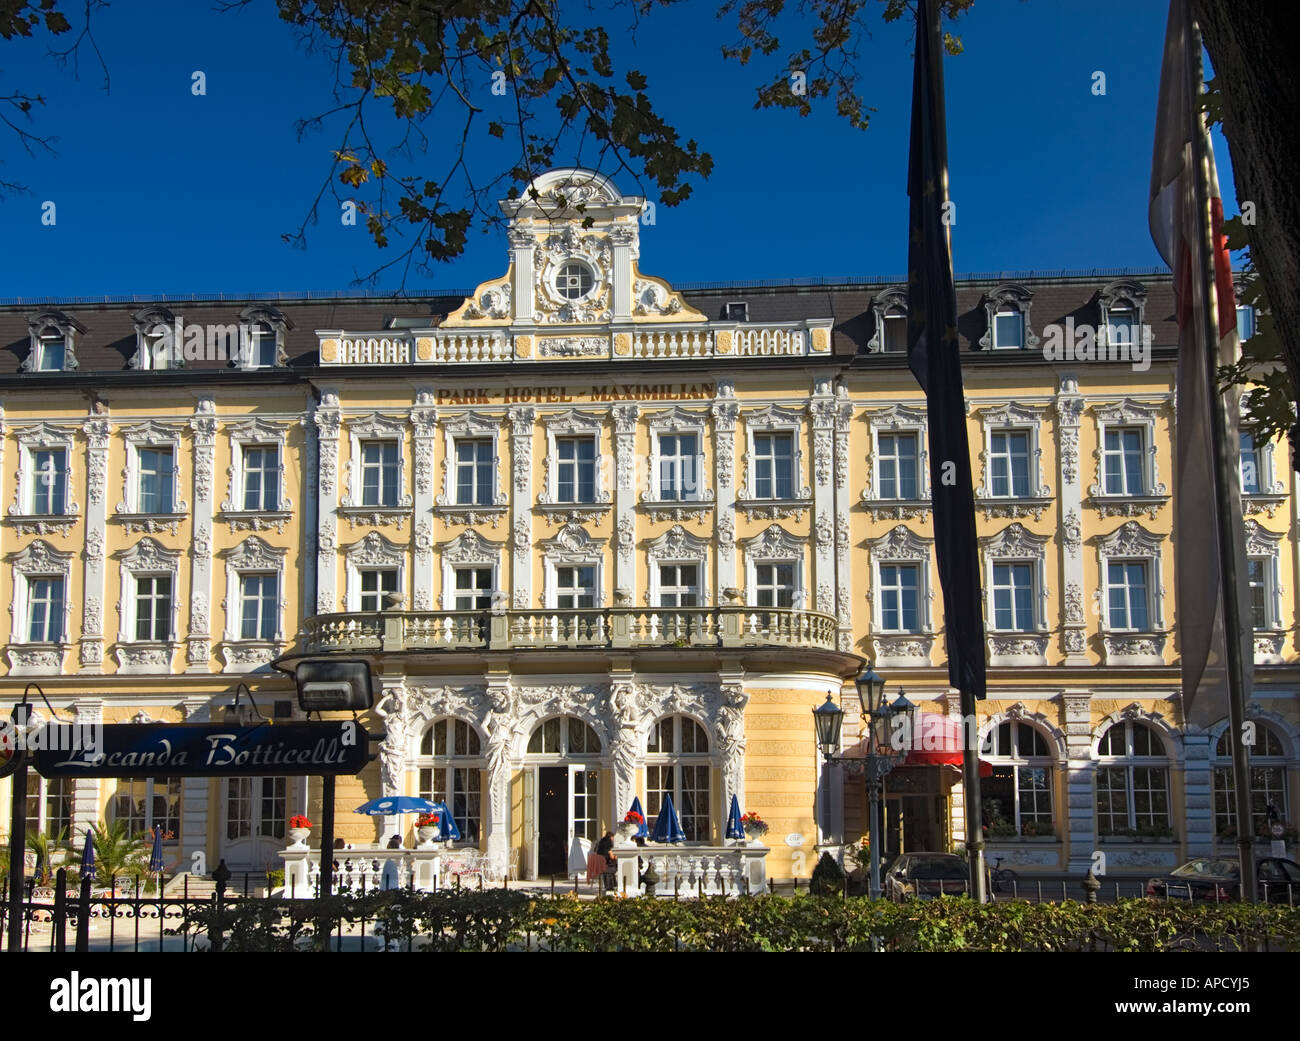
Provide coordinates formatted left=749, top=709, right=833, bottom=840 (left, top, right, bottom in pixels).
left=906, top=0, right=985, bottom=699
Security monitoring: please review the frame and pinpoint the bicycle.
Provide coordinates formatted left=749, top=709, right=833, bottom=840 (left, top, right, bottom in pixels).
left=988, top=856, right=1020, bottom=896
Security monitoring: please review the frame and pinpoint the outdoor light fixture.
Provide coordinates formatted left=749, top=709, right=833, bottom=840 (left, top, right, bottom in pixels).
left=294, top=659, right=374, bottom=713
left=854, top=660, right=886, bottom=718
left=813, top=694, right=845, bottom=760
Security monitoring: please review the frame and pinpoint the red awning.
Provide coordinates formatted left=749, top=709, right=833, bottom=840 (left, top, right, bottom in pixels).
left=902, top=714, right=994, bottom=777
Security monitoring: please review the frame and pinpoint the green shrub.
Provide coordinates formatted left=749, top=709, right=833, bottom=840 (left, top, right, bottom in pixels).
left=809, top=851, right=846, bottom=896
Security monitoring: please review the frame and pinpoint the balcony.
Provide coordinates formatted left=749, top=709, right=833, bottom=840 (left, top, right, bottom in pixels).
left=297, top=605, right=841, bottom=656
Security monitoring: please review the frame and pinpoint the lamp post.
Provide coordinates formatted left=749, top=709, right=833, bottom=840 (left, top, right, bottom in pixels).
left=814, top=661, right=901, bottom=900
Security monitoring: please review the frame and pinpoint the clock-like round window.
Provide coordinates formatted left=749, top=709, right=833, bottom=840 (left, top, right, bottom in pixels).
left=556, top=260, right=594, bottom=300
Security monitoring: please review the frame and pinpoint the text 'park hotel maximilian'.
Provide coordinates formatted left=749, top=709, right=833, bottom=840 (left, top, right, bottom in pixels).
left=2, top=169, right=1297, bottom=883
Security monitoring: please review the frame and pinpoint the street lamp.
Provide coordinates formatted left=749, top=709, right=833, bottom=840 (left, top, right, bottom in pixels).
left=813, top=694, right=845, bottom=758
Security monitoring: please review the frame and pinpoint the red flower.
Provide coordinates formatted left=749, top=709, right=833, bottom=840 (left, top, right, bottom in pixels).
left=289, top=815, right=313, bottom=830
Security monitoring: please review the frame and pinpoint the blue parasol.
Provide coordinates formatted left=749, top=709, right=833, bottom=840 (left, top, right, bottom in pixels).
left=725, top=794, right=744, bottom=840
left=426, top=801, right=462, bottom=842
left=627, top=796, right=650, bottom=839
left=81, top=827, right=96, bottom=882
left=650, top=794, right=686, bottom=844
left=353, top=795, right=439, bottom=816
left=149, top=825, right=165, bottom=873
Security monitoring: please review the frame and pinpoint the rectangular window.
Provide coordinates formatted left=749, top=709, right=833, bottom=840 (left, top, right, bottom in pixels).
left=26, top=776, right=72, bottom=838
left=993, top=310, right=1024, bottom=349
left=755, top=562, right=795, bottom=608
left=658, top=433, right=699, bottom=501
left=1102, top=428, right=1145, bottom=495
left=134, top=574, right=172, bottom=642
left=1107, top=561, right=1150, bottom=631
left=1236, top=305, right=1255, bottom=342
left=242, top=446, right=280, bottom=511
left=28, top=577, right=64, bottom=642
left=989, top=431, right=1031, bottom=497
left=359, top=569, right=398, bottom=612
left=251, top=325, right=277, bottom=367
left=880, top=564, right=920, bottom=633
left=455, top=439, right=495, bottom=506
left=1107, top=307, right=1136, bottom=348
left=1239, top=431, right=1260, bottom=494
left=555, top=565, right=596, bottom=609
left=36, top=333, right=66, bottom=371
left=878, top=433, right=918, bottom=499
left=239, top=573, right=278, bottom=640
left=556, top=437, right=596, bottom=503
left=138, top=447, right=174, bottom=514
left=31, top=449, right=67, bottom=515
left=754, top=433, right=794, bottom=499
left=453, top=567, right=493, bottom=611
left=361, top=441, right=401, bottom=507
left=992, top=562, right=1035, bottom=631
left=657, top=564, right=699, bottom=608
left=1247, top=558, right=1270, bottom=630
left=883, top=312, right=908, bottom=352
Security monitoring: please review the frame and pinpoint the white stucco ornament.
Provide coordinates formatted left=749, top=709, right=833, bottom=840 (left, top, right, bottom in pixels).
left=785, top=833, right=805, bottom=848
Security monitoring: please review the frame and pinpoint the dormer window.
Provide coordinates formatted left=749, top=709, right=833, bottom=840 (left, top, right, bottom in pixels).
left=23, top=311, right=83, bottom=373
left=249, top=323, right=278, bottom=368
left=237, top=304, right=291, bottom=369
left=1107, top=305, right=1136, bottom=349
left=980, top=284, right=1037, bottom=352
left=882, top=308, right=908, bottom=352
left=34, top=332, right=66, bottom=371
left=725, top=302, right=749, bottom=322
left=993, top=309, right=1024, bottom=349
left=1098, top=280, right=1148, bottom=359
left=868, top=287, right=909, bottom=354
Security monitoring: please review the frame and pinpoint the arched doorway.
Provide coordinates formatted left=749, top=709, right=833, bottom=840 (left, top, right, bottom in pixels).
left=524, top=716, right=602, bottom=877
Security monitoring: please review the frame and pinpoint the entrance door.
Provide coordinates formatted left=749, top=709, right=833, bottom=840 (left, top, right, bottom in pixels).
left=223, top=777, right=287, bottom=871
left=885, top=794, right=941, bottom=853
left=537, top=766, right=568, bottom=876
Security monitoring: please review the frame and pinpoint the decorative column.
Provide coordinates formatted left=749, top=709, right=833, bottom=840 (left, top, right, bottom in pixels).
left=180, top=697, right=213, bottom=873
left=611, top=404, right=638, bottom=600
left=80, top=406, right=111, bottom=673
left=1182, top=727, right=1215, bottom=856
left=71, top=699, right=102, bottom=837
left=832, top=383, right=855, bottom=653
left=483, top=669, right=514, bottom=870
left=508, top=406, right=536, bottom=607
left=1061, top=690, right=1097, bottom=872
left=1054, top=377, right=1088, bottom=665
left=711, top=382, right=739, bottom=595
left=718, top=666, right=749, bottom=808
left=313, top=392, right=342, bottom=614
left=608, top=665, right=638, bottom=820
left=944, top=690, right=967, bottom=845
left=610, top=224, right=637, bottom=322
left=374, top=679, right=411, bottom=843
left=508, top=227, right=535, bottom=324
left=301, top=404, right=319, bottom=621
left=410, top=391, right=438, bottom=610
left=810, top=380, right=836, bottom=620
left=186, top=399, right=216, bottom=672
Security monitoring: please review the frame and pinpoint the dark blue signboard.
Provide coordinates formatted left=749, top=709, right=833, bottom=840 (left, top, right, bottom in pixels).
left=30, top=722, right=371, bottom=778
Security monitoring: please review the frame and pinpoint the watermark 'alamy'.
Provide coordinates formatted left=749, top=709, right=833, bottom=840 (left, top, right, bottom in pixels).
left=146, top=319, right=264, bottom=365
left=1040, top=318, right=1152, bottom=372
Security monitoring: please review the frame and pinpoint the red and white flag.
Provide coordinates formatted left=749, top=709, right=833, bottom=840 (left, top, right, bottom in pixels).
left=1149, top=0, right=1252, bottom=728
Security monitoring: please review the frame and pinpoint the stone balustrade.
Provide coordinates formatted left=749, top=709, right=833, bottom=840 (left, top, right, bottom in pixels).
left=612, top=841, right=769, bottom=897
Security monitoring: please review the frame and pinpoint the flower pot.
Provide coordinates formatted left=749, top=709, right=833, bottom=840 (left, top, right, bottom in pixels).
left=743, top=824, right=767, bottom=846
left=287, top=827, right=311, bottom=850
left=416, top=827, right=439, bottom=849
left=616, top=822, right=638, bottom=847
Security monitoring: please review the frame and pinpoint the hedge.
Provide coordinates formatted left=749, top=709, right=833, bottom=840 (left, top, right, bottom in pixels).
left=175, top=891, right=1300, bottom=952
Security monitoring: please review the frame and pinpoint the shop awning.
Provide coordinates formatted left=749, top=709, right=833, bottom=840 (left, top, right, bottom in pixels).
left=902, top=714, right=994, bottom=777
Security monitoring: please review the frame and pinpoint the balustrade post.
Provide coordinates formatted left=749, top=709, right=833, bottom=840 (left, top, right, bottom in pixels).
left=489, top=611, right=511, bottom=650
left=610, top=610, right=631, bottom=648
left=720, top=608, right=742, bottom=647
left=382, top=612, right=404, bottom=652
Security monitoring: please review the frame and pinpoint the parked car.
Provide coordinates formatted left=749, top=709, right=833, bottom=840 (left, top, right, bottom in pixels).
left=1146, top=857, right=1300, bottom=903
left=884, top=853, right=971, bottom=902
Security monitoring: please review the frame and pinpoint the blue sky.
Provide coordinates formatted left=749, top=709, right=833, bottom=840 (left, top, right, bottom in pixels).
left=0, top=0, right=1234, bottom=299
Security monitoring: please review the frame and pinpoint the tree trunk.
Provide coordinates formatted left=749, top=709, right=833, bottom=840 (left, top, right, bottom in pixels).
left=1195, top=0, right=1300, bottom=467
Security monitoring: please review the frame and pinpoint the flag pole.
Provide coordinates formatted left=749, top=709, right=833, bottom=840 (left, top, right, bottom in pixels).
left=1187, top=20, right=1256, bottom=902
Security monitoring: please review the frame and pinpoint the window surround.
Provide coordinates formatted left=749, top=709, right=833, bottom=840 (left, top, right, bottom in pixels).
left=1087, top=399, right=1169, bottom=519
left=6, top=422, right=80, bottom=536
left=343, top=531, right=407, bottom=612
left=22, top=310, right=84, bottom=372
left=866, top=286, right=908, bottom=354
left=738, top=405, right=811, bottom=520
left=867, top=525, right=935, bottom=666
left=741, top=523, right=806, bottom=609
left=539, top=521, right=606, bottom=609
left=113, top=536, right=182, bottom=674
left=979, top=706, right=1060, bottom=837
left=130, top=306, right=180, bottom=370
left=978, top=283, right=1039, bottom=351
left=979, top=523, right=1051, bottom=666
left=236, top=305, right=292, bottom=369
left=1238, top=406, right=1288, bottom=519
left=414, top=717, right=486, bottom=847
left=973, top=402, right=1052, bottom=520
left=1093, top=708, right=1175, bottom=840
left=219, top=535, right=288, bottom=672
left=339, top=412, right=412, bottom=530
left=640, top=407, right=714, bottom=522
left=1244, top=519, right=1286, bottom=663
left=861, top=403, right=931, bottom=520
left=538, top=410, right=611, bottom=521
left=435, top=411, right=508, bottom=526
left=6, top=539, right=73, bottom=675
left=439, top=529, right=505, bottom=611
left=645, top=523, right=710, bottom=608
left=644, top=713, right=714, bottom=843
left=1097, top=279, right=1149, bottom=351
left=115, top=421, right=188, bottom=534
left=1210, top=717, right=1291, bottom=840
left=218, top=418, right=294, bottom=532
left=1095, top=521, right=1166, bottom=665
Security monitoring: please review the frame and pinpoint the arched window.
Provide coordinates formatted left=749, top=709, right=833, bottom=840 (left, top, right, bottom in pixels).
left=1095, top=720, right=1171, bottom=838
left=526, top=716, right=603, bottom=841
left=980, top=721, right=1054, bottom=837
left=1212, top=724, right=1288, bottom=839
left=417, top=718, right=483, bottom=843
left=645, top=715, right=711, bottom=842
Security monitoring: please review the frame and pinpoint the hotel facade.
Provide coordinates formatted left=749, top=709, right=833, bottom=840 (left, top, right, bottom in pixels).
left=2, top=168, right=1297, bottom=882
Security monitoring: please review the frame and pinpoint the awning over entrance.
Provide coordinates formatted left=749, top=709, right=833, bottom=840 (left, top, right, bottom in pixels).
left=902, top=714, right=993, bottom=777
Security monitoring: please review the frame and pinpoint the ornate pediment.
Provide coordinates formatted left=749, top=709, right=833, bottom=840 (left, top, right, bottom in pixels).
left=976, top=401, right=1047, bottom=428
left=981, top=522, right=1049, bottom=558
left=645, top=524, right=710, bottom=561
left=440, top=411, right=501, bottom=437
left=9, top=538, right=73, bottom=574
left=541, top=409, right=604, bottom=435
left=869, top=525, right=932, bottom=561
left=868, top=403, right=928, bottom=430
left=1243, top=518, right=1283, bottom=556
left=1092, top=398, right=1163, bottom=426
left=117, top=536, right=181, bottom=571
left=344, top=531, right=405, bottom=569
left=741, top=523, right=805, bottom=560
left=224, top=535, right=287, bottom=570
left=744, top=403, right=806, bottom=431
left=1096, top=520, right=1163, bottom=557
left=442, top=529, right=505, bottom=565
left=347, top=412, right=408, bottom=439
left=539, top=521, right=606, bottom=560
